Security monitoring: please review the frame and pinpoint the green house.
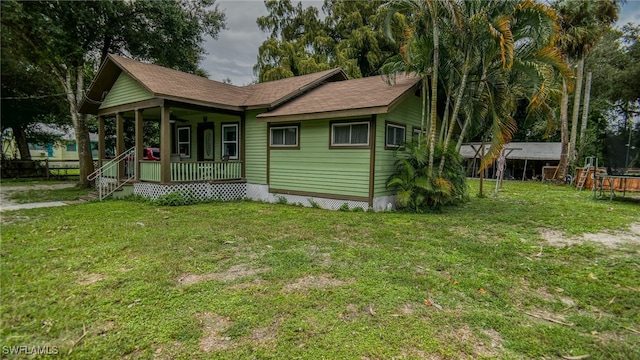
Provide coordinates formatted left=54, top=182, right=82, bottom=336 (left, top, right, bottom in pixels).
left=80, top=55, right=423, bottom=210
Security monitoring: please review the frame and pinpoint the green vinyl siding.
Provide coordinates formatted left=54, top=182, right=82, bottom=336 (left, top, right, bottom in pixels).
left=244, top=110, right=268, bottom=184
left=100, top=73, right=153, bottom=109
left=374, top=94, right=423, bottom=197
left=270, top=119, right=370, bottom=198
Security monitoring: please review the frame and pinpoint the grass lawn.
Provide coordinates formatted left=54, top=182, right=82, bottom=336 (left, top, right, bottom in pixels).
left=1, top=180, right=638, bottom=359
left=6, top=184, right=90, bottom=204
left=0, top=179, right=77, bottom=187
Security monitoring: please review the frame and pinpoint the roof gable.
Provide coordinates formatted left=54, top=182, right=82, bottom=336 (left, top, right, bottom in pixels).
left=242, top=69, right=348, bottom=108
left=100, top=72, right=153, bottom=109
left=257, top=74, right=421, bottom=122
left=80, top=54, right=349, bottom=115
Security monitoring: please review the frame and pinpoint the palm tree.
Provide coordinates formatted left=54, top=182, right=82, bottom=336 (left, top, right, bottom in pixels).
left=553, top=0, right=620, bottom=176
left=384, top=0, right=460, bottom=174
left=383, top=0, right=568, bottom=207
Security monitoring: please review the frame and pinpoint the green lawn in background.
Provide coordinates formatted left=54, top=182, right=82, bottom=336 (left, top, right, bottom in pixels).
left=1, top=180, right=638, bottom=359
left=6, top=185, right=89, bottom=204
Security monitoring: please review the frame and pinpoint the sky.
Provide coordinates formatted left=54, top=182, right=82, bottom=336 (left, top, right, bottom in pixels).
left=201, top=0, right=640, bottom=86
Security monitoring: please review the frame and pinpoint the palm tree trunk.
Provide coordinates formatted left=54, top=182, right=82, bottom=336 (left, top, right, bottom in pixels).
left=558, top=79, right=570, bottom=179
left=568, top=56, right=585, bottom=169
left=427, top=21, right=439, bottom=175
left=439, top=75, right=454, bottom=143
left=420, top=78, right=426, bottom=146
left=439, top=50, right=471, bottom=175
left=577, top=71, right=592, bottom=160
left=456, top=64, right=488, bottom=151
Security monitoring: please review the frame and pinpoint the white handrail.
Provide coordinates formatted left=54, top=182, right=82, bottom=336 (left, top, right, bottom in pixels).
left=87, top=147, right=136, bottom=200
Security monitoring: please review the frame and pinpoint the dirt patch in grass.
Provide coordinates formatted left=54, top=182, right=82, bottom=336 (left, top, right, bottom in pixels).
left=248, top=319, right=281, bottom=347
left=152, top=342, right=185, bottom=360
left=227, top=278, right=265, bottom=291
left=177, top=265, right=270, bottom=286
left=197, top=312, right=234, bottom=352
left=77, top=273, right=105, bottom=285
left=197, top=312, right=281, bottom=352
left=482, top=329, right=504, bottom=351
left=534, top=286, right=555, bottom=301
left=433, top=325, right=500, bottom=358
left=282, top=274, right=352, bottom=292
left=539, top=223, right=640, bottom=249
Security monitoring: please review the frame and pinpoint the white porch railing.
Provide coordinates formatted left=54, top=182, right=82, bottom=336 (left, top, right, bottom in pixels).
left=139, top=160, right=242, bottom=183
left=140, top=161, right=161, bottom=182
left=87, top=147, right=136, bottom=200
left=171, top=161, right=242, bottom=182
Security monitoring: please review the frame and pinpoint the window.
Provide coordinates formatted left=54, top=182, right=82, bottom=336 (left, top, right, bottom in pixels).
left=221, top=123, right=238, bottom=160
left=331, top=121, right=370, bottom=147
left=66, top=142, right=77, bottom=152
left=386, top=122, right=406, bottom=148
left=412, top=127, right=423, bottom=142
left=177, top=126, right=191, bottom=157
left=270, top=125, right=299, bottom=148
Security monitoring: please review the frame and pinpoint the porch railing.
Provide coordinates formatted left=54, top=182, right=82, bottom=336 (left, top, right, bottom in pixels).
left=140, top=161, right=161, bottom=182
left=171, top=161, right=242, bottom=182
left=87, top=147, right=136, bottom=200
left=139, top=160, right=242, bottom=182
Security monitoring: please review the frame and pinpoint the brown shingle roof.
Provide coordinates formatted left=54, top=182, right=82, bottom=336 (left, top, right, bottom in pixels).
left=109, top=55, right=249, bottom=110
left=242, top=68, right=347, bottom=108
left=257, top=74, right=421, bottom=122
left=80, top=54, right=348, bottom=114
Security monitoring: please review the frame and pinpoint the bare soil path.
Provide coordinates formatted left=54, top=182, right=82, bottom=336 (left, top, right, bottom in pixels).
left=0, top=183, right=76, bottom=212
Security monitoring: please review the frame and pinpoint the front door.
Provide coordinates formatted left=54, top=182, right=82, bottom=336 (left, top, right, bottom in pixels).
left=197, top=123, right=215, bottom=161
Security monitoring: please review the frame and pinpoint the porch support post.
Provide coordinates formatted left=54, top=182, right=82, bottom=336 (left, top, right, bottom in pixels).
left=135, top=110, right=144, bottom=181
left=160, top=106, right=171, bottom=184
left=98, top=115, right=105, bottom=168
left=522, top=159, right=528, bottom=181
left=116, top=112, right=125, bottom=180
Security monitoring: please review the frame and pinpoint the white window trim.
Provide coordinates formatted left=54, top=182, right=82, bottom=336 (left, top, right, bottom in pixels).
left=177, top=126, right=191, bottom=158
left=270, top=125, right=299, bottom=147
left=331, top=121, right=370, bottom=146
left=221, top=123, right=239, bottom=160
left=386, top=123, right=406, bottom=148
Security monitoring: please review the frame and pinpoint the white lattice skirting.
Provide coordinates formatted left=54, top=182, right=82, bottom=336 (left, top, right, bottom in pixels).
left=134, top=182, right=246, bottom=201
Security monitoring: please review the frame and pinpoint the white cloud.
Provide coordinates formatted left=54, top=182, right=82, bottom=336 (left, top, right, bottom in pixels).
left=617, top=1, right=640, bottom=27
left=201, top=0, right=323, bottom=85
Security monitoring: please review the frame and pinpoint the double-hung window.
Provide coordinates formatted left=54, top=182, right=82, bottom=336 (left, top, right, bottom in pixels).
left=270, top=125, right=299, bottom=148
left=222, top=123, right=239, bottom=159
left=412, top=127, right=423, bottom=143
left=331, top=121, right=370, bottom=147
left=177, top=126, right=191, bottom=158
left=385, top=122, right=406, bottom=149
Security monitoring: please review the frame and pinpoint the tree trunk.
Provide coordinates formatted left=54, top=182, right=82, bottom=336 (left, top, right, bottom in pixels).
left=577, top=71, right=592, bottom=161
left=558, top=79, right=570, bottom=179
left=427, top=21, right=439, bottom=175
left=568, top=56, right=585, bottom=169
left=439, top=50, right=470, bottom=175
left=64, top=65, right=95, bottom=188
left=12, top=126, right=32, bottom=160
left=419, top=78, right=426, bottom=146
left=456, top=64, right=488, bottom=152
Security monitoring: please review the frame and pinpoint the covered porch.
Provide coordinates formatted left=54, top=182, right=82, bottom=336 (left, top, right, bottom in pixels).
left=96, top=99, right=245, bottom=187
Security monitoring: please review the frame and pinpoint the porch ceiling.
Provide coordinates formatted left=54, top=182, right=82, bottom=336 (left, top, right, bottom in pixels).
left=103, top=106, right=238, bottom=122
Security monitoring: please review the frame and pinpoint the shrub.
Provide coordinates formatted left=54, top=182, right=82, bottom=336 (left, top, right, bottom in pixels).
left=153, top=190, right=201, bottom=206
left=386, top=141, right=468, bottom=212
